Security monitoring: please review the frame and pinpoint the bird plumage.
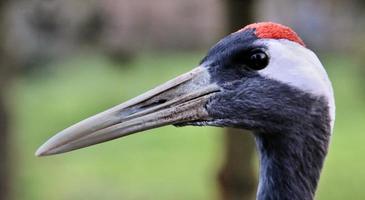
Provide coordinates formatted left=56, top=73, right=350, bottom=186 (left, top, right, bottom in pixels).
left=199, top=23, right=334, bottom=199
left=36, top=22, right=335, bottom=200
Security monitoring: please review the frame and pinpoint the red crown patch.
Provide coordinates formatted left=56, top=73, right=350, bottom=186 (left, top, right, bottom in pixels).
left=240, top=22, right=305, bottom=46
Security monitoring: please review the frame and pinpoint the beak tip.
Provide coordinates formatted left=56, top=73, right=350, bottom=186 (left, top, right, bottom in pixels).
left=35, top=150, right=44, bottom=157
left=35, top=141, right=55, bottom=157
left=35, top=136, right=77, bottom=157
left=35, top=146, right=48, bottom=157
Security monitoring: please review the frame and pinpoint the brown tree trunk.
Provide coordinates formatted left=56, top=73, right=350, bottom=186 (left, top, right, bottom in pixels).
left=0, top=1, right=12, bottom=199
left=218, top=1, right=257, bottom=200
left=218, top=129, right=256, bottom=200
left=0, top=95, right=10, bottom=200
left=225, top=0, right=255, bottom=32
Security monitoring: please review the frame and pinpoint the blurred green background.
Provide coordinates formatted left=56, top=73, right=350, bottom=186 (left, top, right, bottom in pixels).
left=10, top=53, right=365, bottom=200
left=1, top=0, right=365, bottom=200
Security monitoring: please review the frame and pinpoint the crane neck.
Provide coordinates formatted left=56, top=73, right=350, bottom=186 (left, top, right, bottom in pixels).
left=254, top=122, right=331, bottom=200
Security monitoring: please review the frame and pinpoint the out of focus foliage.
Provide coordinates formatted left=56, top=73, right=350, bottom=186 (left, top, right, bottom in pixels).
left=9, top=53, right=365, bottom=200
left=2, top=0, right=365, bottom=199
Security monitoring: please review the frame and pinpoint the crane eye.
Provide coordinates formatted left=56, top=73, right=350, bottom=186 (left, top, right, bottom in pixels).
left=248, top=50, right=269, bottom=70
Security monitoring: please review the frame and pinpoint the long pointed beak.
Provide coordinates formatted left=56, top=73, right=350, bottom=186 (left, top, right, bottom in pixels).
left=36, top=66, right=220, bottom=156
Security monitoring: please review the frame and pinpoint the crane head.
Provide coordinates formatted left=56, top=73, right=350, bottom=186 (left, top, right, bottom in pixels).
left=36, top=22, right=335, bottom=156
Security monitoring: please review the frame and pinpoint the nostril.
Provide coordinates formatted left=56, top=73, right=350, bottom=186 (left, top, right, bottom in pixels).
left=120, top=99, right=168, bottom=118
left=140, top=99, right=168, bottom=109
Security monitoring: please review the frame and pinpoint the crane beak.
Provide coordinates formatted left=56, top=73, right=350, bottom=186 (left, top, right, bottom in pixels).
left=36, top=66, right=220, bottom=156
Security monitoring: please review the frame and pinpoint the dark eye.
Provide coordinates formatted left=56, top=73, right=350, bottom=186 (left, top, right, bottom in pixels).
left=248, top=50, right=269, bottom=70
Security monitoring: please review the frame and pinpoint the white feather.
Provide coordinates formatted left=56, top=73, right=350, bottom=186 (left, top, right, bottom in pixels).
left=257, top=39, right=335, bottom=132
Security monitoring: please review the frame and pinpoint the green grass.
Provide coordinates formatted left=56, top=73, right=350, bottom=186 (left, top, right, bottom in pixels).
left=316, top=57, right=365, bottom=200
left=10, top=53, right=365, bottom=199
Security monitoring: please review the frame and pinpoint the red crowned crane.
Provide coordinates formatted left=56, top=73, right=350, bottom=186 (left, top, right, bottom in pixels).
left=36, top=22, right=335, bottom=200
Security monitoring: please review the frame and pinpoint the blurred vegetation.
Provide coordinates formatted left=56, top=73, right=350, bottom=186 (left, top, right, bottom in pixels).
left=8, top=52, right=365, bottom=200
left=218, top=1, right=256, bottom=199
